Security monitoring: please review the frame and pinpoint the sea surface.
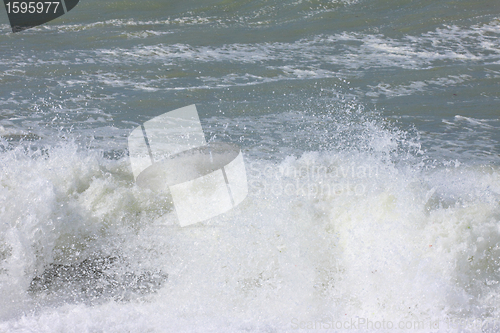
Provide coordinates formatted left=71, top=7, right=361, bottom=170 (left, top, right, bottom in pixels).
left=1, top=0, right=500, bottom=332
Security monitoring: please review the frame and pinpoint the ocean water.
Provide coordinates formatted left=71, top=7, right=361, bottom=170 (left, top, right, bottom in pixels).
left=0, top=0, right=500, bottom=332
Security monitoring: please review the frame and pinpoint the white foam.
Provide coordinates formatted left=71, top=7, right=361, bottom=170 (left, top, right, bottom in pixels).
left=0, top=132, right=499, bottom=331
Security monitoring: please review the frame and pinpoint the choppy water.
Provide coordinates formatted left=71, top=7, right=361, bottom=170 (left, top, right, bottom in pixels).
left=0, top=0, right=500, bottom=332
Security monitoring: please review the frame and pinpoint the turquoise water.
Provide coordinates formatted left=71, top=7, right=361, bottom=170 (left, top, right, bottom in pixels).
left=0, top=1, right=500, bottom=332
